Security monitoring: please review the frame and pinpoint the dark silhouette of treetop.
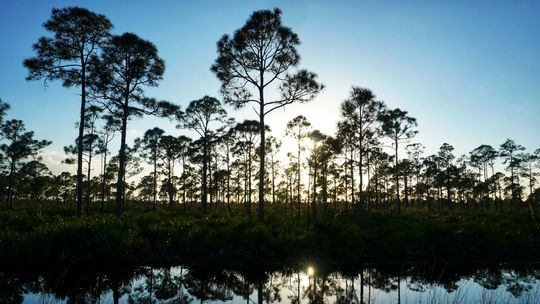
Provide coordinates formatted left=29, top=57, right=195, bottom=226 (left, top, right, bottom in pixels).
left=211, top=8, right=324, bottom=222
left=23, top=7, right=112, bottom=87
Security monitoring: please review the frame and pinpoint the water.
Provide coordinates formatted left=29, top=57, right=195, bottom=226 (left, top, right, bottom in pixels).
left=2, top=263, right=539, bottom=303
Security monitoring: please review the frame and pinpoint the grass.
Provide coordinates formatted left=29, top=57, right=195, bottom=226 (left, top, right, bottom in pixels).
left=0, top=201, right=539, bottom=270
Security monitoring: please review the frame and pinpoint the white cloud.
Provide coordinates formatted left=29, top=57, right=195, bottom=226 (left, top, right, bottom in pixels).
left=39, top=149, right=73, bottom=175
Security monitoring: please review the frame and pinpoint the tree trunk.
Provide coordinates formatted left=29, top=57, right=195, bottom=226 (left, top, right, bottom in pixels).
left=100, top=148, right=108, bottom=209
left=271, top=154, right=276, bottom=206
left=360, top=269, right=364, bottom=304
left=350, top=149, right=355, bottom=206
left=395, top=138, right=401, bottom=214
left=248, top=147, right=252, bottom=215
left=6, top=160, right=16, bottom=209
left=182, top=156, right=186, bottom=206
left=115, top=106, right=128, bottom=216
left=168, top=159, right=173, bottom=206
left=202, top=138, right=208, bottom=213
left=226, top=151, right=231, bottom=211
left=359, top=134, right=363, bottom=210
left=404, top=174, right=409, bottom=208
left=312, top=158, right=317, bottom=218
left=323, top=161, right=328, bottom=214
left=209, top=150, right=213, bottom=209
left=258, top=87, right=265, bottom=222
left=85, top=148, right=93, bottom=215
left=76, top=64, right=86, bottom=218
left=153, top=154, right=157, bottom=209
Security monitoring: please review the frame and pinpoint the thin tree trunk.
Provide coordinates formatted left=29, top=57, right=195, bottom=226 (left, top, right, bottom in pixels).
left=271, top=154, right=276, bottom=205
left=168, top=159, right=174, bottom=206
left=312, top=158, right=317, bottom=218
left=209, top=150, right=213, bottom=209
left=258, top=85, right=265, bottom=222
left=115, top=105, right=128, bottom=216
left=100, top=149, right=108, bottom=209
left=6, top=160, right=16, bottom=209
left=297, top=137, right=302, bottom=218
left=76, top=64, right=86, bottom=218
left=248, top=148, right=252, bottom=215
left=350, top=149, right=355, bottom=206
left=85, top=148, right=93, bottom=215
left=227, top=151, right=231, bottom=211
left=395, top=138, right=401, bottom=214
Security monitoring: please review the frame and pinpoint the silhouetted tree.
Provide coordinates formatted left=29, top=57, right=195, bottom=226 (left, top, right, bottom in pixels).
left=234, top=120, right=266, bottom=215
left=64, top=133, right=102, bottom=213
left=136, top=175, right=155, bottom=202
left=212, top=8, right=324, bottom=222
left=97, top=115, right=118, bottom=206
left=47, top=172, right=76, bottom=202
left=318, top=136, right=341, bottom=212
left=64, top=106, right=103, bottom=214
left=1, top=119, right=51, bottom=208
left=179, top=96, right=226, bottom=212
left=135, top=127, right=165, bottom=208
left=0, top=99, right=10, bottom=125
left=340, top=87, right=386, bottom=208
left=405, top=143, right=425, bottom=204
left=24, top=7, right=112, bottom=218
left=266, top=136, right=282, bottom=206
left=90, top=32, right=177, bottom=215
left=108, top=145, right=143, bottom=207
left=499, top=139, right=525, bottom=202
left=160, top=135, right=186, bottom=206
left=286, top=115, right=312, bottom=216
left=470, top=144, right=498, bottom=201
left=18, top=160, right=52, bottom=202
left=308, top=130, right=326, bottom=217
left=437, top=143, right=455, bottom=202
left=217, top=118, right=237, bottom=210
left=336, top=120, right=356, bottom=207
left=520, top=151, right=539, bottom=201
left=175, top=136, right=193, bottom=206
left=379, top=108, right=418, bottom=214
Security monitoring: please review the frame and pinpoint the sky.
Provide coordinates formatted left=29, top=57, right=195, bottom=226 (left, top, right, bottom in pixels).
left=0, top=0, right=539, bottom=175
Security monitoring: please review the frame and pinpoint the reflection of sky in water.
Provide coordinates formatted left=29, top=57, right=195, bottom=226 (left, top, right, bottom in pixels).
left=19, top=265, right=540, bottom=304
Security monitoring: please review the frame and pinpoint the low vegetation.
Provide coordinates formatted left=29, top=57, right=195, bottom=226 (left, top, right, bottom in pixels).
left=1, top=202, right=538, bottom=271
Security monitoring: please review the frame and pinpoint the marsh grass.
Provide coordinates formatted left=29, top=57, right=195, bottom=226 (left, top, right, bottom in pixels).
left=0, top=201, right=538, bottom=270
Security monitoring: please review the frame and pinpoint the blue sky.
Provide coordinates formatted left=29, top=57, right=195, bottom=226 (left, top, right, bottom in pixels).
left=0, top=0, right=539, bottom=173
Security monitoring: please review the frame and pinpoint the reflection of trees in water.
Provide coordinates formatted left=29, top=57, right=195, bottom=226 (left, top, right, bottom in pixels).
left=128, top=266, right=192, bottom=303
left=2, top=263, right=540, bottom=303
left=502, top=268, right=537, bottom=297
left=0, top=272, right=24, bottom=304
left=261, top=272, right=286, bottom=303
left=473, top=265, right=540, bottom=298
left=333, top=276, right=360, bottom=304
left=170, top=266, right=234, bottom=303
left=473, top=266, right=504, bottom=290
left=3, top=264, right=135, bottom=304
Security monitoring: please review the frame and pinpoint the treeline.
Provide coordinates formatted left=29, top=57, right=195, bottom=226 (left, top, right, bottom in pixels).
left=2, top=7, right=538, bottom=220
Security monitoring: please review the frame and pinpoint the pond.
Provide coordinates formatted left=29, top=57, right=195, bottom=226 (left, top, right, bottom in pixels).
left=2, top=263, right=539, bottom=303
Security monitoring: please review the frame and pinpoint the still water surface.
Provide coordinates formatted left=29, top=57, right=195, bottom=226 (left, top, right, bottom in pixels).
left=3, top=263, right=539, bottom=303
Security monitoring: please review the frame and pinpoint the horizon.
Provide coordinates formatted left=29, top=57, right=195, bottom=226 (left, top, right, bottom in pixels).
left=1, top=1, right=539, bottom=175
